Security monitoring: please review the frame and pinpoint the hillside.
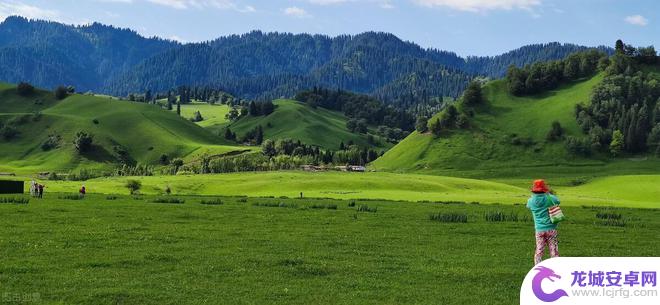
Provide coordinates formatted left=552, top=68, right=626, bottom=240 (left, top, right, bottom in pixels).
left=371, top=72, right=660, bottom=178
left=0, top=17, right=610, bottom=107
left=222, top=99, right=391, bottom=150
left=0, top=83, right=245, bottom=174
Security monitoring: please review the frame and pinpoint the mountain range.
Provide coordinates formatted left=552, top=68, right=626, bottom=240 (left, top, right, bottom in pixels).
left=0, top=16, right=612, bottom=106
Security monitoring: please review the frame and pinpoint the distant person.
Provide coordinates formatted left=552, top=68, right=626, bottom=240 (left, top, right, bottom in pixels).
left=300, top=192, right=303, bottom=199
left=79, top=185, right=86, bottom=198
left=38, top=183, right=44, bottom=199
left=30, top=180, right=36, bottom=197
left=527, top=179, right=561, bottom=265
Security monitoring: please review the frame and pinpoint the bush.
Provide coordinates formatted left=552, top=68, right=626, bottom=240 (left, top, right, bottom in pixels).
left=41, top=134, right=61, bottom=151
left=546, top=121, right=564, bottom=141
left=125, top=179, right=142, bottom=195
left=152, top=198, right=185, bottom=204
left=309, top=203, right=338, bottom=210
left=73, top=131, right=93, bottom=153
left=429, top=212, right=468, bottom=223
left=0, top=125, right=18, bottom=140
left=565, top=136, right=592, bottom=156
left=0, top=197, right=29, bottom=204
left=357, top=204, right=377, bottom=213
left=200, top=198, right=223, bottom=205
left=348, top=201, right=356, bottom=207
left=54, top=86, right=68, bottom=100
left=106, top=196, right=118, bottom=200
left=17, top=82, right=34, bottom=96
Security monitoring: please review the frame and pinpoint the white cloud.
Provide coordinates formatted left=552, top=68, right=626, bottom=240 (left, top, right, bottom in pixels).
left=308, top=0, right=348, bottom=4
left=284, top=6, right=311, bottom=18
left=97, top=0, right=134, bottom=3
left=624, top=14, right=648, bottom=26
left=0, top=1, right=59, bottom=22
left=411, top=0, right=541, bottom=12
left=144, top=0, right=253, bottom=12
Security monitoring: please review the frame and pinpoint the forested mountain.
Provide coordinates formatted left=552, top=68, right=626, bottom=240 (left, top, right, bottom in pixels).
left=0, top=16, right=177, bottom=92
left=0, top=16, right=611, bottom=108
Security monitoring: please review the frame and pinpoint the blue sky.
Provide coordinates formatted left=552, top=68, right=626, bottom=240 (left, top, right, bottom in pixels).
left=0, top=0, right=657, bottom=56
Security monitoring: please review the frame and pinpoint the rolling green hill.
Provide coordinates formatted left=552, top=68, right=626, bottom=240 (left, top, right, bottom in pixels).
left=372, top=73, right=660, bottom=178
left=223, top=99, right=391, bottom=150
left=0, top=84, right=246, bottom=174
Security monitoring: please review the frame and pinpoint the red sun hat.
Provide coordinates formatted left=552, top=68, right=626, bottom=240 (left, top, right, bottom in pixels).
left=532, top=179, right=549, bottom=193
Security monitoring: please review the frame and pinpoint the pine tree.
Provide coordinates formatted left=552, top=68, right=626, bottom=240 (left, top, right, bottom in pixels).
left=610, top=130, right=624, bottom=157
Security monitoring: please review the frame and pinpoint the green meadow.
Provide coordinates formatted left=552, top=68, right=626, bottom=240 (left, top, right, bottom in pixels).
left=174, top=101, right=230, bottom=128
left=14, top=171, right=660, bottom=208
left=223, top=99, right=390, bottom=150
left=1, top=194, right=658, bottom=305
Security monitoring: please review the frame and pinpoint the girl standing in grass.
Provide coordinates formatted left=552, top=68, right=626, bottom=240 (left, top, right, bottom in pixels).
left=527, top=179, right=560, bottom=264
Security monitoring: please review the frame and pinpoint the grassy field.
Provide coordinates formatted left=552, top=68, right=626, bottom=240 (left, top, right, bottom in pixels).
left=169, top=101, right=230, bottom=128
left=223, top=99, right=391, bottom=150
left=0, top=194, right=657, bottom=305
left=0, top=84, right=248, bottom=174
left=14, top=171, right=660, bottom=208
left=370, top=73, right=660, bottom=178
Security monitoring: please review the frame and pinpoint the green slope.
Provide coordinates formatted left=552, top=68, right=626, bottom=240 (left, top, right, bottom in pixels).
left=0, top=84, right=246, bottom=174
left=224, top=99, right=390, bottom=150
left=372, top=73, right=660, bottom=178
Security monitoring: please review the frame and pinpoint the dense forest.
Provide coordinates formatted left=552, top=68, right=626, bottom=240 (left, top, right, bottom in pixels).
left=0, top=16, right=612, bottom=112
left=504, top=40, right=660, bottom=156
left=574, top=41, right=660, bottom=156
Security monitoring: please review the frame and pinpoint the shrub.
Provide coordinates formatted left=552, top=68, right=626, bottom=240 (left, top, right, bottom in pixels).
left=429, top=212, right=468, bottom=223
left=92, top=119, right=99, bottom=125
left=17, top=82, right=34, bottom=96
left=237, top=198, right=247, bottom=203
left=159, top=154, right=170, bottom=165
left=152, top=198, right=185, bottom=204
left=125, top=179, right=142, bottom=195
left=41, top=134, right=61, bottom=151
left=106, top=196, right=118, bottom=200
left=200, top=198, right=223, bottom=205
left=484, top=211, right=519, bottom=222
left=546, top=121, right=564, bottom=141
left=309, top=203, right=337, bottom=210
left=73, top=131, right=93, bottom=153
left=348, top=201, right=356, bottom=207
left=357, top=204, right=377, bottom=213
left=0, top=197, right=29, bottom=204
left=54, top=86, right=68, bottom=100
left=0, top=125, right=18, bottom=140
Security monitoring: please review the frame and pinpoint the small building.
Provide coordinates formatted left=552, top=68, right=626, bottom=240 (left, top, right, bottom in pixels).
left=348, top=165, right=366, bottom=172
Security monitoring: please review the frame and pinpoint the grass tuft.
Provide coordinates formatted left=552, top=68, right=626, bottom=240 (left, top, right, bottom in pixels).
left=200, top=198, right=223, bottom=205
left=0, top=197, right=29, bottom=204
left=429, top=212, right=468, bottom=223
left=357, top=204, right=377, bottom=213
left=151, top=198, right=185, bottom=204
left=58, top=194, right=83, bottom=200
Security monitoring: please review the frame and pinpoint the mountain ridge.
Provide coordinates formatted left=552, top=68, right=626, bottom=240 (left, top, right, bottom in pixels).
left=0, top=16, right=612, bottom=106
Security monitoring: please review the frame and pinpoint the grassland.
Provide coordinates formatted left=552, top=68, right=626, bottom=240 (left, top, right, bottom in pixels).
left=0, top=84, right=248, bottom=174
left=12, top=171, right=658, bottom=208
left=223, top=99, right=390, bottom=150
left=173, top=101, right=230, bottom=128
left=0, top=194, right=657, bottom=305
left=371, top=73, right=660, bottom=179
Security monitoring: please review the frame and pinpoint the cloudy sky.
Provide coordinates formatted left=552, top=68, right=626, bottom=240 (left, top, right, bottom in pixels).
left=0, top=0, right=657, bottom=56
